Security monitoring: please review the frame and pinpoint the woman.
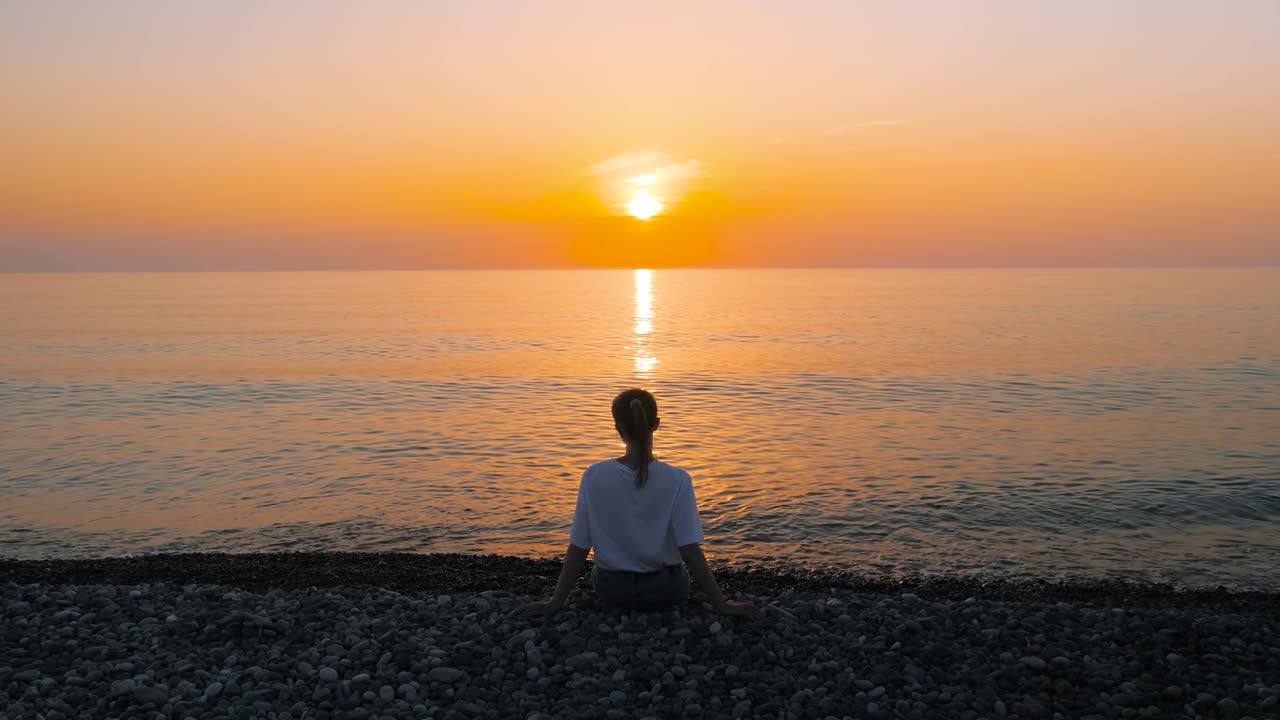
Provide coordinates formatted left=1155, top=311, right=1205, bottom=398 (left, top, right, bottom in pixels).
left=518, top=389, right=762, bottom=619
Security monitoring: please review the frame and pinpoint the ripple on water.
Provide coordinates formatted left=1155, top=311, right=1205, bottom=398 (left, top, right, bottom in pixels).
left=2, top=270, right=1279, bottom=587
left=2, top=365, right=1279, bottom=588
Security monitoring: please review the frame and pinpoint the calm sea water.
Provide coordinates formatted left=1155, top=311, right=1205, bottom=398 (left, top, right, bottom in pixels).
left=1, top=269, right=1277, bottom=588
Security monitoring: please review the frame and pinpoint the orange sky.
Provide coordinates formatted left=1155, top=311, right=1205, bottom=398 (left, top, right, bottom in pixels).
left=2, top=2, right=1278, bottom=270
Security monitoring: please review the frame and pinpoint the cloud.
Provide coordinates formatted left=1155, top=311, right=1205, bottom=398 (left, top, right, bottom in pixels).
left=590, top=153, right=702, bottom=214
left=589, top=152, right=666, bottom=176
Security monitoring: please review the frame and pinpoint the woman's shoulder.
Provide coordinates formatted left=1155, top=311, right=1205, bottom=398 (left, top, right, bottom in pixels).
left=583, top=458, right=626, bottom=478
left=581, top=458, right=689, bottom=481
left=650, top=459, right=692, bottom=483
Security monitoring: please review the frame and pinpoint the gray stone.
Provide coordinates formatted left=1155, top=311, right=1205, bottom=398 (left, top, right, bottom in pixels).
left=6, top=575, right=1278, bottom=720
left=430, top=667, right=464, bottom=683
left=108, top=679, right=136, bottom=697
left=132, top=686, right=168, bottom=705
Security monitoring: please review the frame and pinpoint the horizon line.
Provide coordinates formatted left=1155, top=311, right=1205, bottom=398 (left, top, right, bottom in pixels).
left=3, top=263, right=1279, bottom=275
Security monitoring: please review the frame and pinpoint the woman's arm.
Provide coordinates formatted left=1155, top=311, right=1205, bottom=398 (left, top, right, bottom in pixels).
left=516, top=543, right=589, bottom=617
left=679, top=542, right=764, bottom=620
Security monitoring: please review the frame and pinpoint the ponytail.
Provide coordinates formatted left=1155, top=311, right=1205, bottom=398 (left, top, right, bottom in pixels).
left=629, top=398, right=651, bottom=489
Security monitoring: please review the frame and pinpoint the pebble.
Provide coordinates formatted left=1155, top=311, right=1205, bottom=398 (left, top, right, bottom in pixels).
left=131, top=686, right=167, bottom=705
left=108, top=678, right=135, bottom=697
left=1020, top=656, right=1047, bottom=670
left=1, top=577, right=1275, bottom=719
left=430, top=667, right=464, bottom=683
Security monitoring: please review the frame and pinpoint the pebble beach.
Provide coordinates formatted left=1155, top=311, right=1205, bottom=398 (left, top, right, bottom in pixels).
left=3, top=553, right=1279, bottom=720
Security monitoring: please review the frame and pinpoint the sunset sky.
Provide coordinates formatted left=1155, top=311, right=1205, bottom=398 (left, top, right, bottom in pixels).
left=2, top=1, right=1277, bottom=270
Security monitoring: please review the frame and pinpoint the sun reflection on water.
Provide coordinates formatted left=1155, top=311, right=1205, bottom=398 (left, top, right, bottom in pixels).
left=632, top=269, right=657, bottom=375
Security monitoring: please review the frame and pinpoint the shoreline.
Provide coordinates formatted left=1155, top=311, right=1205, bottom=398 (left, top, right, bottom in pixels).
left=3, top=551, right=1279, bottom=613
left=3, top=552, right=1278, bottom=719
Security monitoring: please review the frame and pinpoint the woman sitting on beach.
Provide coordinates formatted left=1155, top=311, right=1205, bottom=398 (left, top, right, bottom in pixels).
left=518, top=389, right=763, bottom=619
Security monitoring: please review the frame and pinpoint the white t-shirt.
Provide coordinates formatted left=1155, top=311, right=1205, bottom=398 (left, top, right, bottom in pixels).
left=568, top=458, right=704, bottom=572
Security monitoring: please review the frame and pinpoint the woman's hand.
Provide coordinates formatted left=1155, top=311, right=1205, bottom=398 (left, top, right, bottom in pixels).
left=513, top=544, right=587, bottom=620
left=513, top=599, right=563, bottom=618
left=714, top=599, right=765, bottom=621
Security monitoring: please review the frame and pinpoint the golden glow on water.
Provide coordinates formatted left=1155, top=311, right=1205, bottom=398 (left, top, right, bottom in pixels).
left=633, top=269, right=653, bottom=336
left=1, top=269, right=1279, bottom=586
left=632, top=269, right=658, bottom=376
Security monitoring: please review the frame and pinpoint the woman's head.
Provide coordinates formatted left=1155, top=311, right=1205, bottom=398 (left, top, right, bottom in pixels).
left=612, top=388, right=659, bottom=487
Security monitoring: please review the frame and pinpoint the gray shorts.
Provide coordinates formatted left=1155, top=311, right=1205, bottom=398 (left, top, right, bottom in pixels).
left=592, top=564, right=690, bottom=611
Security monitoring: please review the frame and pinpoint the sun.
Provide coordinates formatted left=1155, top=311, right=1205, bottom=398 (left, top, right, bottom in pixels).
left=627, top=191, right=662, bottom=220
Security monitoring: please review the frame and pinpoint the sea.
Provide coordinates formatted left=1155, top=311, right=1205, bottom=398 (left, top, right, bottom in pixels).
left=2, top=268, right=1277, bottom=588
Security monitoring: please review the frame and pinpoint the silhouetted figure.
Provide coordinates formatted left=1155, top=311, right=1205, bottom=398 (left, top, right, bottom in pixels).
left=518, top=389, right=762, bottom=619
